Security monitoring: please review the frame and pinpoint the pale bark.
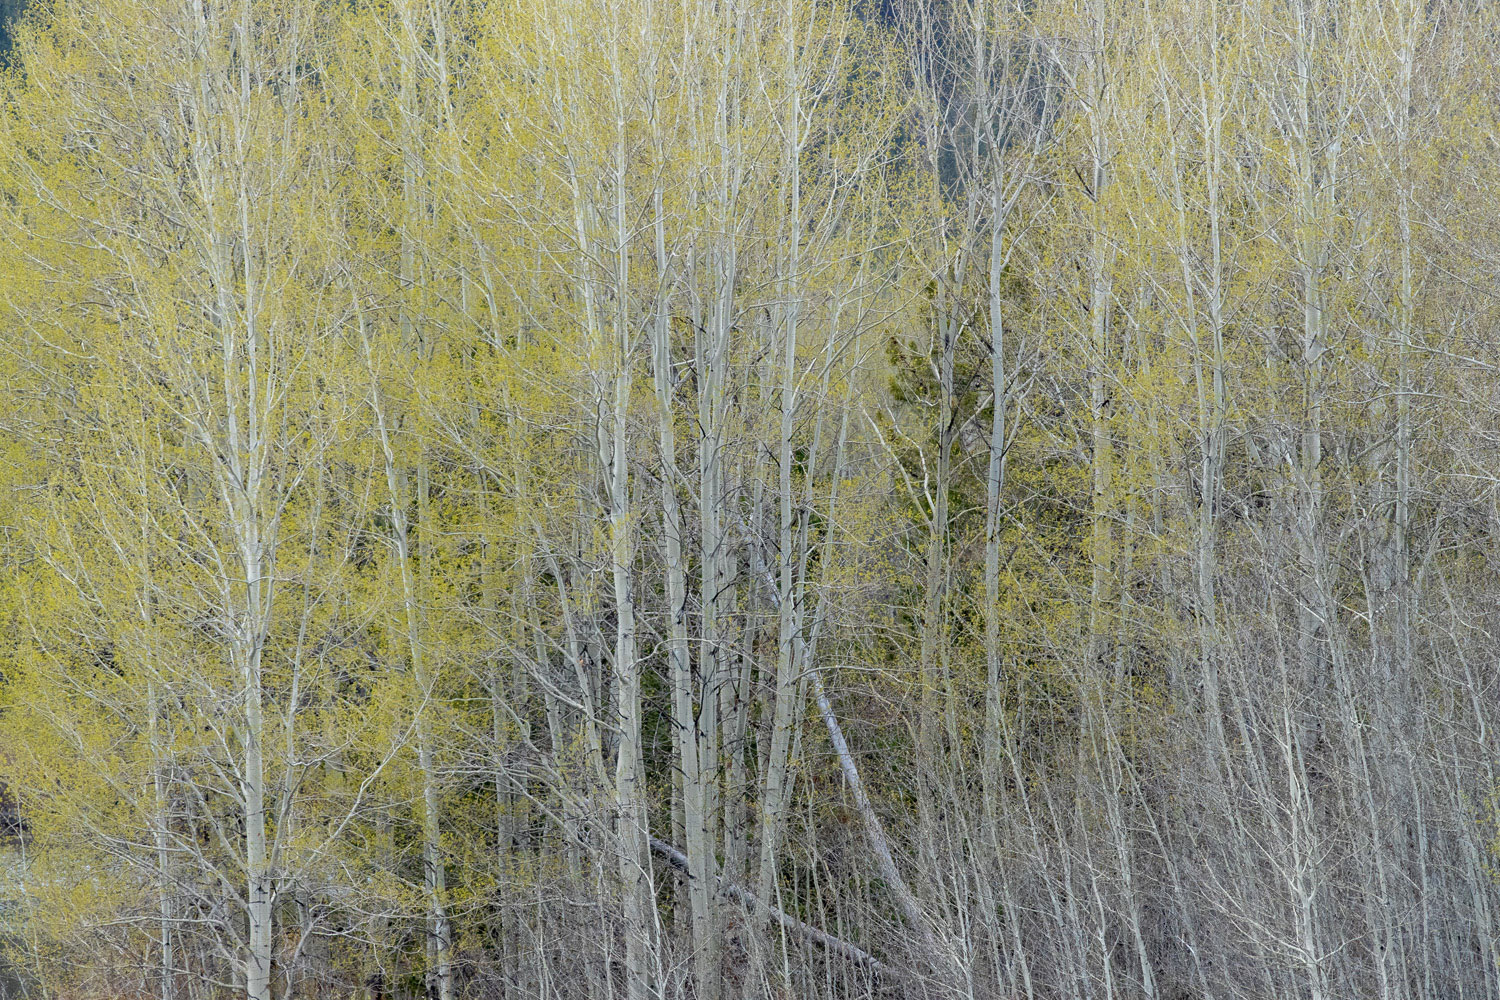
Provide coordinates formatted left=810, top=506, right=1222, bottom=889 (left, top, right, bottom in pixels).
left=606, top=12, right=652, bottom=996
left=811, top=672, right=937, bottom=956
left=754, top=0, right=808, bottom=912
left=649, top=78, right=717, bottom=995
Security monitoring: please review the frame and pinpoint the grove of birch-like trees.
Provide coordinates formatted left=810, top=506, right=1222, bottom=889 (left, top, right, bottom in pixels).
left=3, top=1, right=1500, bottom=999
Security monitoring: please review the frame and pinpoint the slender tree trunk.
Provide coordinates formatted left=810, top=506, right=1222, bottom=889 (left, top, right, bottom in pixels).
left=391, top=8, right=454, bottom=995
left=983, top=184, right=1012, bottom=819
left=755, top=0, right=806, bottom=914
left=607, top=13, right=651, bottom=995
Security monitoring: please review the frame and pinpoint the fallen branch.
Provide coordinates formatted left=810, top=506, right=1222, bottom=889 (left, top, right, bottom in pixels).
left=811, top=670, right=941, bottom=956
left=736, top=542, right=937, bottom=957
left=648, top=836, right=886, bottom=975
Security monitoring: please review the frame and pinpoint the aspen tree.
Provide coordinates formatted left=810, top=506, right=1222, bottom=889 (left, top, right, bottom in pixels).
left=641, top=4, right=720, bottom=988
left=8, top=0, right=1500, bottom=996
left=755, top=0, right=813, bottom=920
left=1074, top=0, right=1120, bottom=677
left=479, top=0, right=658, bottom=990
left=0, top=4, right=359, bottom=998
left=343, top=2, right=461, bottom=992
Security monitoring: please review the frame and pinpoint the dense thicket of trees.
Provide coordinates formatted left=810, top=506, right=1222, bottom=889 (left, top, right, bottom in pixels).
left=2, top=1, right=1500, bottom=998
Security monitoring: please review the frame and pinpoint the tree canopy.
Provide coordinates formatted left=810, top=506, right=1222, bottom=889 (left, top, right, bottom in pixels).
left=2, top=1, right=1500, bottom=999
